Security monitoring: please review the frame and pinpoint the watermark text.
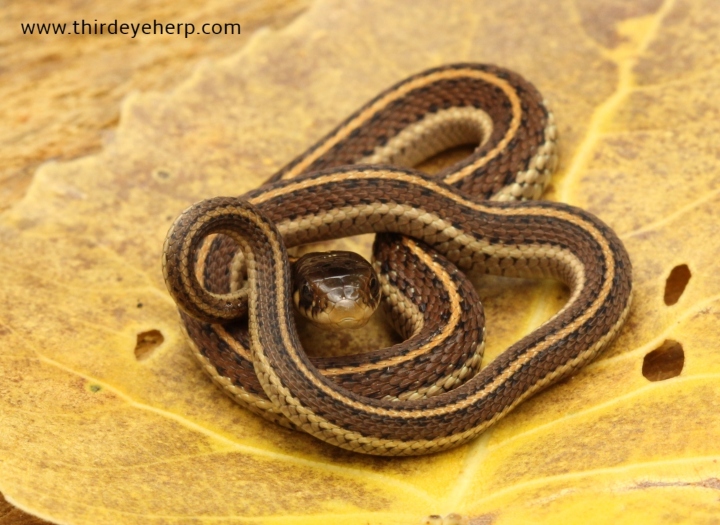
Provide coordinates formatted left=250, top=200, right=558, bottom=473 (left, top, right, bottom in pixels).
left=21, top=19, right=241, bottom=38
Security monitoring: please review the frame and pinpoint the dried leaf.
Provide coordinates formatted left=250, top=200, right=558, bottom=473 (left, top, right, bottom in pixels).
left=2, top=0, right=719, bottom=523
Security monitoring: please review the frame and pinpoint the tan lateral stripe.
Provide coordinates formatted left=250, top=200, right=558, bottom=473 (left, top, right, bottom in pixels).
left=215, top=325, right=252, bottom=361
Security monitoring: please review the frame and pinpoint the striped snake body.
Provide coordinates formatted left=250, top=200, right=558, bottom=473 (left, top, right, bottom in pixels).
left=182, top=232, right=487, bottom=409
left=163, top=64, right=633, bottom=455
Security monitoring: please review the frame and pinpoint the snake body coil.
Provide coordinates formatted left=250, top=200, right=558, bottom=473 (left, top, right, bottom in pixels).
left=162, top=64, right=633, bottom=455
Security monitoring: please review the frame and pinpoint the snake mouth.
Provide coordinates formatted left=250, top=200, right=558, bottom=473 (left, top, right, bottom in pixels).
left=293, top=297, right=375, bottom=331
left=335, top=316, right=371, bottom=330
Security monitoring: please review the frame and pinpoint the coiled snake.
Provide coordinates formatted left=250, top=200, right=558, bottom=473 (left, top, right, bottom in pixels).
left=162, top=64, right=632, bottom=456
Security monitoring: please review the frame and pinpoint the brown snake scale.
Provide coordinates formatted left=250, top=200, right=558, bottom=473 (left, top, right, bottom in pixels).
left=162, top=64, right=633, bottom=455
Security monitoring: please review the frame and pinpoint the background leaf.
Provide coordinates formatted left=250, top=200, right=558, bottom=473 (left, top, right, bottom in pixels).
left=2, top=0, right=719, bottom=523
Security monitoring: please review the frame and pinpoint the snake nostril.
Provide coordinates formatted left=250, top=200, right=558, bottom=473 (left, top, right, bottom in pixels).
left=642, top=339, right=684, bottom=382
left=134, top=330, right=164, bottom=361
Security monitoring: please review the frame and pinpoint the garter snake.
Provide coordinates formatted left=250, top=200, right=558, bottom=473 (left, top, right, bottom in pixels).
left=162, top=64, right=633, bottom=455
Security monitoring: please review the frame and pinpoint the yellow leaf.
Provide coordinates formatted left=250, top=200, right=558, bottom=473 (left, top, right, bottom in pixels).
left=2, top=0, right=719, bottom=523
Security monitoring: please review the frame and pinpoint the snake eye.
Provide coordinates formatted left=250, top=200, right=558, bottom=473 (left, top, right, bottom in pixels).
left=369, top=275, right=378, bottom=292
left=300, top=282, right=314, bottom=307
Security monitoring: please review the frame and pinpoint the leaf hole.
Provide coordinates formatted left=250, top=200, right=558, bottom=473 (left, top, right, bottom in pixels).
left=642, top=339, right=684, bottom=382
left=663, top=264, right=691, bottom=305
left=134, top=329, right=164, bottom=361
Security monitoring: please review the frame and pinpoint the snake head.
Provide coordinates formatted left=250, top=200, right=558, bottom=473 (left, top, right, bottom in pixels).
left=292, top=251, right=381, bottom=331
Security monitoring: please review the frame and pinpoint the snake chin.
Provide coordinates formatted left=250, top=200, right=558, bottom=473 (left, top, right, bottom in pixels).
left=321, top=302, right=376, bottom=331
